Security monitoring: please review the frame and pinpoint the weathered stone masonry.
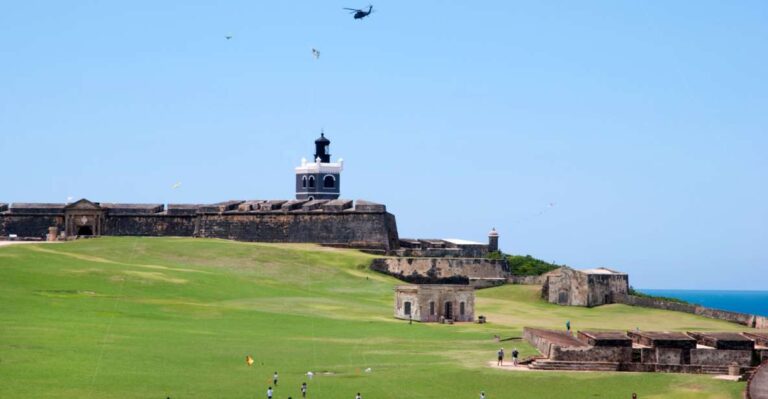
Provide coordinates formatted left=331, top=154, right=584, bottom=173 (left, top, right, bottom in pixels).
left=0, top=198, right=399, bottom=251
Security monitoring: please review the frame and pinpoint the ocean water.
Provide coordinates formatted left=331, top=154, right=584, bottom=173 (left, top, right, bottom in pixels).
left=639, top=289, right=768, bottom=317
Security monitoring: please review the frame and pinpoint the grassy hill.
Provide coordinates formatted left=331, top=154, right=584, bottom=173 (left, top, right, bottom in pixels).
left=0, top=238, right=750, bottom=398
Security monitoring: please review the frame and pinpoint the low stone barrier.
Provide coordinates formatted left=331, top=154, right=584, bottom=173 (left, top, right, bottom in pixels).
left=550, top=346, right=632, bottom=363
left=507, top=275, right=544, bottom=285
left=621, top=295, right=767, bottom=329
left=690, top=349, right=753, bottom=367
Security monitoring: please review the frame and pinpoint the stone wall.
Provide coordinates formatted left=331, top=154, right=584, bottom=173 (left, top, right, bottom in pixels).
left=542, top=267, right=588, bottom=306
left=690, top=349, right=753, bottom=367
left=550, top=346, right=633, bottom=363
left=0, top=214, right=64, bottom=238
left=198, top=211, right=398, bottom=251
left=371, top=257, right=509, bottom=285
left=104, top=215, right=197, bottom=237
left=523, top=328, right=555, bottom=357
left=621, top=295, right=768, bottom=329
left=1, top=199, right=400, bottom=251
left=586, top=274, right=629, bottom=305
left=508, top=275, right=545, bottom=285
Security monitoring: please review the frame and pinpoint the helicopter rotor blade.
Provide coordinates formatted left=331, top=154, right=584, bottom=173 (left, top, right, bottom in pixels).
left=343, top=8, right=361, bottom=11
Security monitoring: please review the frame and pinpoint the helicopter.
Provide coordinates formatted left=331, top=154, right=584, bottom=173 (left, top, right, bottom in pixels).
left=343, top=5, right=373, bottom=20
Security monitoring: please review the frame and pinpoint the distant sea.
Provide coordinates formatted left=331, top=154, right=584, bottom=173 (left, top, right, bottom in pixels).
left=639, top=289, right=768, bottom=317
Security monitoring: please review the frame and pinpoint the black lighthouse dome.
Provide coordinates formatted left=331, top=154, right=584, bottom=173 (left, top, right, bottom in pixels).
left=314, top=132, right=331, bottom=163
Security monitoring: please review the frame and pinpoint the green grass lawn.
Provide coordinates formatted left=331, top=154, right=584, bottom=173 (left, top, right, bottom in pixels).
left=0, top=237, right=750, bottom=398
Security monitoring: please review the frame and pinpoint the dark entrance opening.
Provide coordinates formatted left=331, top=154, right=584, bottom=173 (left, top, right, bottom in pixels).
left=444, top=301, right=453, bottom=319
left=404, top=301, right=411, bottom=316
left=77, top=226, right=93, bottom=236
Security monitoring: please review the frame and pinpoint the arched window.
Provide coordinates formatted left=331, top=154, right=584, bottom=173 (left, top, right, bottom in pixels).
left=302, top=176, right=307, bottom=188
left=308, top=176, right=315, bottom=188
left=323, top=175, right=335, bottom=188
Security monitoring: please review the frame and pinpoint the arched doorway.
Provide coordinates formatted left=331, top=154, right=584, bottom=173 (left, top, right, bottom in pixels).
left=444, top=301, right=453, bottom=319
left=77, top=226, right=94, bottom=236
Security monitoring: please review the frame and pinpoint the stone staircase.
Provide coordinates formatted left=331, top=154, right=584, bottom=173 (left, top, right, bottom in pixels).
left=529, top=360, right=620, bottom=372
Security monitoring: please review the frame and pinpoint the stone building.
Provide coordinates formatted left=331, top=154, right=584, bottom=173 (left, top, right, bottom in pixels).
left=394, top=285, right=475, bottom=322
left=541, top=266, right=628, bottom=307
left=295, top=132, right=343, bottom=201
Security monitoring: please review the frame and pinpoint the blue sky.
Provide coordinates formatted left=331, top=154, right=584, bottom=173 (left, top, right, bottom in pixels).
left=1, top=1, right=766, bottom=289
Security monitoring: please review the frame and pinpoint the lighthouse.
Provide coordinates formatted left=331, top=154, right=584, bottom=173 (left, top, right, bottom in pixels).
left=295, top=132, right=343, bottom=200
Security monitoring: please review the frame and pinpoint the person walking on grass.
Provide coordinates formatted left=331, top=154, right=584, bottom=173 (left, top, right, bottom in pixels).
left=355, top=393, right=362, bottom=399
left=301, top=382, right=307, bottom=398
left=273, top=371, right=279, bottom=386
left=566, top=320, right=571, bottom=334
left=497, top=347, right=504, bottom=366
left=512, top=348, right=519, bottom=366
left=480, top=391, right=486, bottom=399
left=267, top=387, right=273, bottom=399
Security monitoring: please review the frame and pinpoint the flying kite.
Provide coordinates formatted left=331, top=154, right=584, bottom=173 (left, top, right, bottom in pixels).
left=171, top=182, right=182, bottom=189
left=312, top=48, right=320, bottom=60
left=225, top=35, right=233, bottom=40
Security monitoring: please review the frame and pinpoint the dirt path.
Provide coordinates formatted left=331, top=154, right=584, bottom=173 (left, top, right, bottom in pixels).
left=487, top=361, right=536, bottom=372
left=0, top=241, right=58, bottom=247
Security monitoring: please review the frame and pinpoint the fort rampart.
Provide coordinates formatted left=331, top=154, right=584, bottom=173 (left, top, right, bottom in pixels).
left=621, top=295, right=768, bottom=329
left=0, top=199, right=399, bottom=251
left=370, top=257, right=509, bottom=287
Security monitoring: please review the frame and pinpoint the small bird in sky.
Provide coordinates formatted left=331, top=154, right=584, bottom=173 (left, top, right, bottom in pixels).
left=312, top=48, right=320, bottom=59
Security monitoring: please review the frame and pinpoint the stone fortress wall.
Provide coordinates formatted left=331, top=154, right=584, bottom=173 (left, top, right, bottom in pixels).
left=0, top=199, right=399, bottom=251
left=371, top=257, right=509, bottom=287
left=620, top=294, right=768, bottom=329
left=524, top=328, right=768, bottom=375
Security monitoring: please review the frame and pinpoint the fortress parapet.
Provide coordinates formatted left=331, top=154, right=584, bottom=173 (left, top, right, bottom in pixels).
left=0, top=198, right=399, bottom=251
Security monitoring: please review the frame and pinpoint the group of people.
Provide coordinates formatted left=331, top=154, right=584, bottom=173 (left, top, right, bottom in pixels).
left=265, top=371, right=312, bottom=399
left=263, top=370, right=362, bottom=399
left=496, top=347, right=520, bottom=366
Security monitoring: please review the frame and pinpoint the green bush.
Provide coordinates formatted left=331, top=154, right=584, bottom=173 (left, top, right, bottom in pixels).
left=487, top=253, right=560, bottom=276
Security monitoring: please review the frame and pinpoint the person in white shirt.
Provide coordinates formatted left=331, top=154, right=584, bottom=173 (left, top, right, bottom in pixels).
left=267, top=387, right=273, bottom=399
left=273, top=371, right=279, bottom=386
left=480, top=391, right=486, bottom=399
left=355, top=393, right=362, bottom=399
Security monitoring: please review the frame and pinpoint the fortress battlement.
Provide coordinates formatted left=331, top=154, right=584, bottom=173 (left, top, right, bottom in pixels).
left=1, top=199, right=385, bottom=216
left=1, top=198, right=399, bottom=251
